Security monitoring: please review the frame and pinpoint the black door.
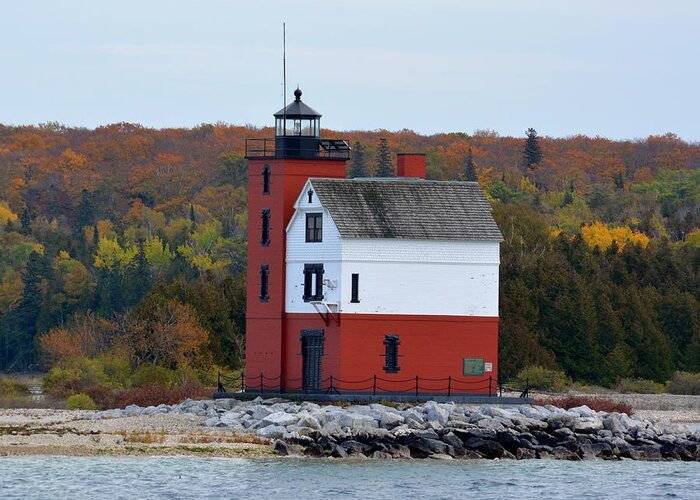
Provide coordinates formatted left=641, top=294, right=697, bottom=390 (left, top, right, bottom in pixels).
left=301, top=329, right=324, bottom=392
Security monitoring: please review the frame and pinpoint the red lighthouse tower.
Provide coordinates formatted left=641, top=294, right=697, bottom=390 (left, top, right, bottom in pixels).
left=245, top=89, right=350, bottom=383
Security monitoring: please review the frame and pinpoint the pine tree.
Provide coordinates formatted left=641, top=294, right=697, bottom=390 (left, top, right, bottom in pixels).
left=77, top=188, right=95, bottom=229
left=348, top=141, right=368, bottom=178
left=522, top=128, right=542, bottom=170
left=189, top=204, right=197, bottom=229
left=14, top=252, right=44, bottom=369
left=464, top=148, right=478, bottom=182
left=562, top=180, right=574, bottom=206
left=19, top=208, right=32, bottom=235
left=374, top=138, right=394, bottom=177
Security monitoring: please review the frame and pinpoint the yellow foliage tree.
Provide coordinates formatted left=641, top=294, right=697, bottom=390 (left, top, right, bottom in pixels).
left=94, top=238, right=137, bottom=271
left=581, top=221, right=650, bottom=251
left=0, top=201, right=18, bottom=225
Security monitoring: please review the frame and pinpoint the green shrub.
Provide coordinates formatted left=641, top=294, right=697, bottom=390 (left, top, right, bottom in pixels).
left=130, top=364, right=177, bottom=388
left=66, top=393, right=97, bottom=410
left=0, top=376, right=28, bottom=398
left=667, top=371, right=700, bottom=395
left=96, top=355, right=132, bottom=389
left=512, top=365, right=570, bottom=391
left=614, top=377, right=666, bottom=394
left=43, top=357, right=108, bottom=396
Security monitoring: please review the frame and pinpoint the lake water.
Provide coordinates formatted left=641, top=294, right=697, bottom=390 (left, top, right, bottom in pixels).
left=0, top=456, right=698, bottom=499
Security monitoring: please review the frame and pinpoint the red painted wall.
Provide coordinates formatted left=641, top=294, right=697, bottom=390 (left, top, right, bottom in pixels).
left=280, top=312, right=499, bottom=394
left=245, top=157, right=347, bottom=380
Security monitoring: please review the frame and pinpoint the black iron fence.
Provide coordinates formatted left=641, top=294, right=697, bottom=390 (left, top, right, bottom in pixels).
left=217, top=372, right=517, bottom=398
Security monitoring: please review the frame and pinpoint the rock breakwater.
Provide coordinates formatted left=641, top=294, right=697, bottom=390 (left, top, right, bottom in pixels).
left=92, top=398, right=700, bottom=461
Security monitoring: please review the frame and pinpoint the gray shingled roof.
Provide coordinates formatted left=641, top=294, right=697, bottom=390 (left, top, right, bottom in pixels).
left=309, top=178, right=503, bottom=241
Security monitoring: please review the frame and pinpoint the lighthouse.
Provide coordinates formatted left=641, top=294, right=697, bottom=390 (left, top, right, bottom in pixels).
left=244, top=89, right=350, bottom=383
left=245, top=90, right=502, bottom=395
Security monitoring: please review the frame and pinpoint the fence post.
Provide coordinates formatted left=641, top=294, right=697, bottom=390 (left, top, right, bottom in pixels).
left=279, top=374, right=284, bottom=394
left=448, top=376, right=451, bottom=397
left=260, top=373, right=264, bottom=394
left=488, top=376, right=492, bottom=397
left=329, top=375, right=334, bottom=394
left=217, top=371, right=221, bottom=391
left=241, top=372, right=245, bottom=392
left=373, top=375, right=377, bottom=396
left=415, top=376, right=419, bottom=397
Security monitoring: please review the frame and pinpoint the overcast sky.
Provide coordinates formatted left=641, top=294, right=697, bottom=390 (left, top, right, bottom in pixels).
left=1, top=0, right=699, bottom=140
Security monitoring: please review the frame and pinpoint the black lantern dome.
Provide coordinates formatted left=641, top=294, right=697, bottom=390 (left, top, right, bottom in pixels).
left=274, top=87, right=322, bottom=157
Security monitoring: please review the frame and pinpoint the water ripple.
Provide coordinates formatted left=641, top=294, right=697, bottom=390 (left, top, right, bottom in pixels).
left=0, top=456, right=698, bottom=500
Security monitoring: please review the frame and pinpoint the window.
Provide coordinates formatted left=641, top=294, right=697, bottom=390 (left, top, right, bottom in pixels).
left=307, top=189, right=314, bottom=203
left=261, top=209, right=270, bottom=246
left=305, top=213, right=322, bottom=242
left=262, top=166, right=270, bottom=194
left=384, top=335, right=400, bottom=373
left=303, top=263, right=324, bottom=301
left=259, top=265, right=269, bottom=302
left=351, top=273, right=360, bottom=303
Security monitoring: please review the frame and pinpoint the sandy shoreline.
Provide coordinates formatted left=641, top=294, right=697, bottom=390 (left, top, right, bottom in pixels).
left=1, top=392, right=698, bottom=458
left=0, top=409, right=273, bottom=458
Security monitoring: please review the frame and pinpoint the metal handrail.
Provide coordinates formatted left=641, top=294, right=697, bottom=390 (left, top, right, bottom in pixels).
left=217, top=371, right=521, bottom=397
left=245, top=138, right=351, bottom=159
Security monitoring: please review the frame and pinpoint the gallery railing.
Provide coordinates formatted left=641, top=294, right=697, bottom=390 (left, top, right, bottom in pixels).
left=217, top=372, right=517, bottom=398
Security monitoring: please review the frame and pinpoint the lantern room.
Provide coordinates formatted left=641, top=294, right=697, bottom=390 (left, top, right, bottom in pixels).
left=274, top=87, right=322, bottom=158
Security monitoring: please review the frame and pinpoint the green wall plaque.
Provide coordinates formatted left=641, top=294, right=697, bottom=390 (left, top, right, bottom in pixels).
left=463, top=358, right=485, bottom=376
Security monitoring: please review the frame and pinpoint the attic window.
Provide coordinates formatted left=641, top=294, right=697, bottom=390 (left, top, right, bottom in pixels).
left=307, top=189, right=314, bottom=203
left=306, top=213, right=322, bottom=242
left=383, top=335, right=400, bottom=373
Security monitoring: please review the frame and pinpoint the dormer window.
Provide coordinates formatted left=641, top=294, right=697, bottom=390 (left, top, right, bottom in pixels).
left=306, top=213, right=322, bottom=242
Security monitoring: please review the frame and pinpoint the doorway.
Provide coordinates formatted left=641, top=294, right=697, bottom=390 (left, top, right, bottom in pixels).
left=301, top=329, right=324, bottom=392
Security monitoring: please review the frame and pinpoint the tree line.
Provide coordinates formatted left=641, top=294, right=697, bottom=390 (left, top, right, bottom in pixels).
left=0, top=122, right=698, bottom=387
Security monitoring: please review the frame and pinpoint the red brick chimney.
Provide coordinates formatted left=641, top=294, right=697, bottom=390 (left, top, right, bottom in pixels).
left=396, top=153, right=426, bottom=179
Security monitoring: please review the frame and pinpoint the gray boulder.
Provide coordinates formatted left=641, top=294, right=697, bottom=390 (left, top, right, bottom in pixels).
left=262, top=411, right=299, bottom=427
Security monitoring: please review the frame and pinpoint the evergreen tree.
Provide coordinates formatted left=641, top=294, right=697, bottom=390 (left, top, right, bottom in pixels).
left=13, top=252, right=44, bottom=369
left=349, top=141, right=368, bottom=178
left=614, top=171, right=625, bottom=191
left=522, top=128, right=542, bottom=170
left=374, top=138, right=394, bottom=177
left=77, top=188, right=95, bottom=229
left=189, top=204, right=197, bottom=228
left=19, top=208, right=32, bottom=235
left=464, top=148, right=478, bottom=182
left=562, top=181, right=574, bottom=206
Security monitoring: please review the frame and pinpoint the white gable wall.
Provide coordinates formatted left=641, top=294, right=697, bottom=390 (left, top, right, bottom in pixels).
left=285, top=180, right=500, bottom=317
left=286, top=181, right=343, bottom=312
